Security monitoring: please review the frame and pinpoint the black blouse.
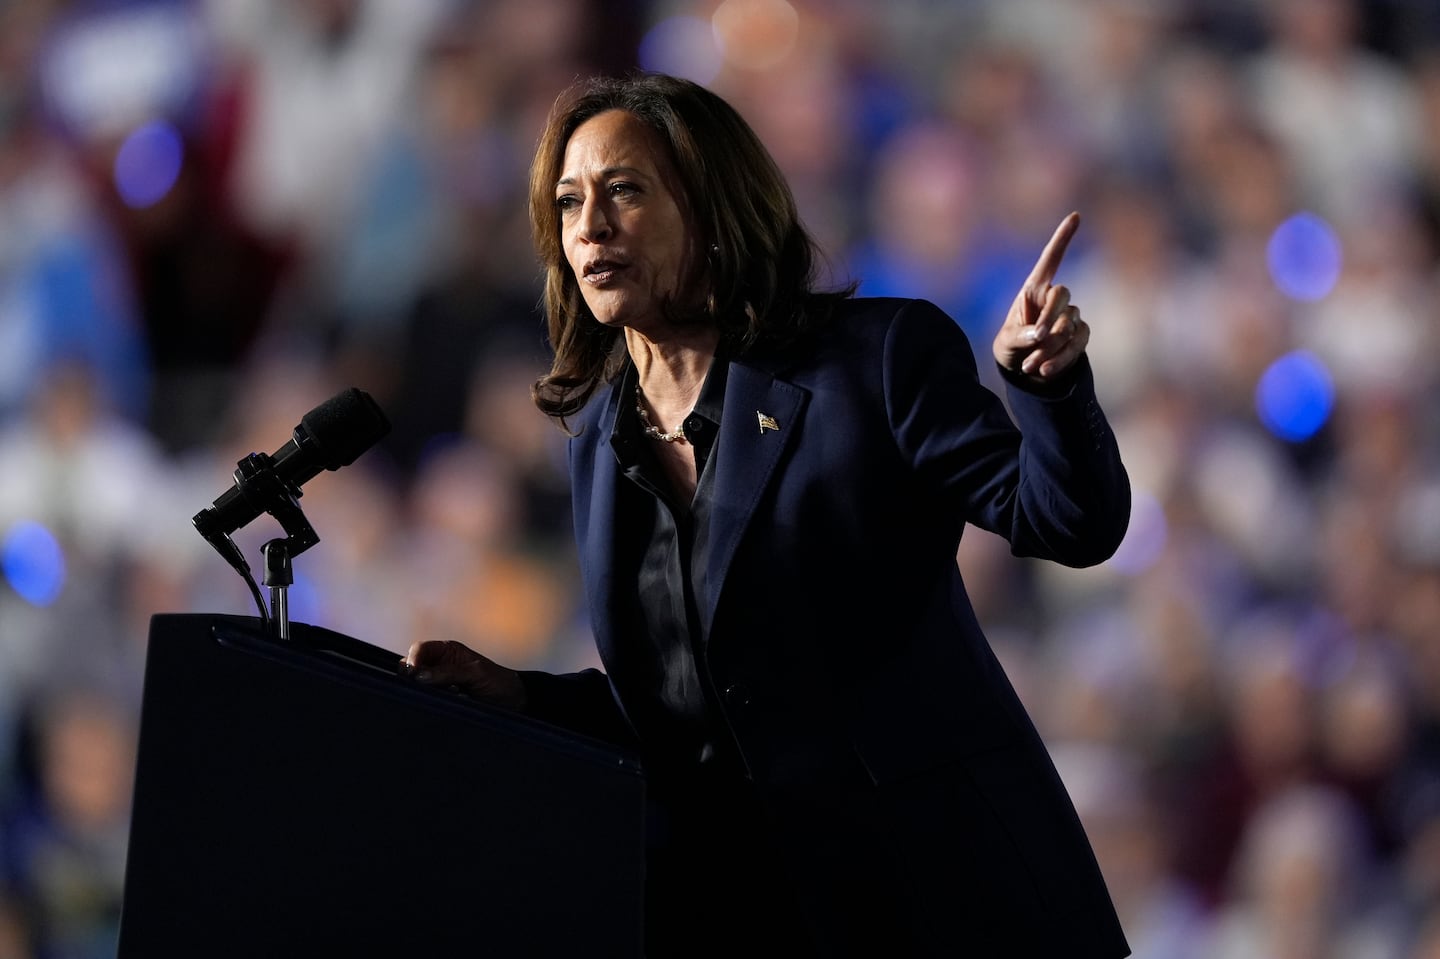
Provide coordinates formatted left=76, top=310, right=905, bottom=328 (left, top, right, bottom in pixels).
left=606, top=357, right=737, bottom=772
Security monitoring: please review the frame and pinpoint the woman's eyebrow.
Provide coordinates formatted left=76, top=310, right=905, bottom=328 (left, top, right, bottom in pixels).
left=556, top=165, right=648, bottom=188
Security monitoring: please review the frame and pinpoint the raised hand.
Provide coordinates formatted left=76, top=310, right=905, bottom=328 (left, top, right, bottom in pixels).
left=992, top=212, right=1090, bottom=382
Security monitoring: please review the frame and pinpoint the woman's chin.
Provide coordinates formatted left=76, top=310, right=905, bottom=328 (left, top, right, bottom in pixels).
left=591, top=310, right=638, bottom=331
left=583, top=293, right=635, bottom=328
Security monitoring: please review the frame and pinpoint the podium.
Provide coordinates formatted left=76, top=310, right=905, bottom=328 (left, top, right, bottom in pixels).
left=118, top=614, right=646, bottom=957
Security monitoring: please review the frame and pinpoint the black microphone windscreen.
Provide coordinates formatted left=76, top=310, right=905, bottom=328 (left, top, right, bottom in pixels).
left=300, top=388, right=392, bottom=469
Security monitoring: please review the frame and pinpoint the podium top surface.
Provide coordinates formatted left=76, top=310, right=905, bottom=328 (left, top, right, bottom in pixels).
left=148, top=612, right=642, bottom=774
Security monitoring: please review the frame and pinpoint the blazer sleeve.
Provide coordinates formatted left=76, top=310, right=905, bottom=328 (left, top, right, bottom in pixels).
left=882, top=299, right=1130, bottom=567
left=516, top=668, right=638, bottom=749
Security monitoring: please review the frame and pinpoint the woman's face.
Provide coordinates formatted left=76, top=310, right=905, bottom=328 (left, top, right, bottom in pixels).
left=555, top=110, right=695, bottom=336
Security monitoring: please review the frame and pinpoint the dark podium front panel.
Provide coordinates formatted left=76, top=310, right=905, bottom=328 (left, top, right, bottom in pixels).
left=119, top=614, right=645, bottom=958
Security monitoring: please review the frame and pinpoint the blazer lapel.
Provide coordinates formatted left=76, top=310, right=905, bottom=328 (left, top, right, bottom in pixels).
left=573, top=381, right=626, bottom=667
left=701, top=360, right=808, bottom=640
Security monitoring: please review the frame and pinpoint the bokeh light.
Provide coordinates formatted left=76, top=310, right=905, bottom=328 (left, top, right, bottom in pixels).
left=285, top=569, right=327, bottom=627
left=1, top=521, right=67, bottom=607
left=113, top=119, right=184, bottom=209
left=1267, top=212, right=1342, bottom=302
left=712, top=0, right=800, bottom=71
left=1256, top=350, right=1335, bottom=442
left=639, top=16, right=724, bottom=85
left=1107, top=490, right=1167, bottom=576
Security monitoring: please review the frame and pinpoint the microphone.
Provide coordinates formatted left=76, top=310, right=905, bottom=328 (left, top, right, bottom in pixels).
left=192, top=387, right=391, bottom=544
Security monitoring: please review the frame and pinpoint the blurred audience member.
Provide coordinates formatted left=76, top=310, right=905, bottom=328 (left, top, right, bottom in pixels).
left=1202, top=785, right=1397, bottom=959
left=2, top=686, right=135, bottom=959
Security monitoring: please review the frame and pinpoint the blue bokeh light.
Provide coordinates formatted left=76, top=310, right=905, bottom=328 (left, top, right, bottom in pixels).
left=114, top=120, right=185, bottom=209
left=1256, top=350, right=1335, bottom=442
left=638, top=16, right=723, bottom=85
left=1107, top=490, right=1167, bottom=576
left=1267, top=212, right=1342, bottom=302
left=1, top=521, right=67, bottom=607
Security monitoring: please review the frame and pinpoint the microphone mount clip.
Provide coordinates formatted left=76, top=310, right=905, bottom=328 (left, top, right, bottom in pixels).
left=229, top=451, right=320, bottom=557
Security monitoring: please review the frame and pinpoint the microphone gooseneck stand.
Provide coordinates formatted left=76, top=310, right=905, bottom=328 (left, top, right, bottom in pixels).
left=197, top=450, right=322, bottom=640
left=262, top=539, right=295, bottom=641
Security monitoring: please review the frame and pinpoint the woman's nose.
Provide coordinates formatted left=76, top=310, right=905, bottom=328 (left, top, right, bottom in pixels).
left=579, top=198, right=613, bottom=241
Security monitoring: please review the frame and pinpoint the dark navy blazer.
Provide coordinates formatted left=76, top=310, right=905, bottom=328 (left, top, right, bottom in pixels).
left=526, top=297, right=1132, bottom=955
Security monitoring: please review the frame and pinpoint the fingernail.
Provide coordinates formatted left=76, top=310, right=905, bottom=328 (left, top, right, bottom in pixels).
left=1024, top=327, right=1041, bottom=343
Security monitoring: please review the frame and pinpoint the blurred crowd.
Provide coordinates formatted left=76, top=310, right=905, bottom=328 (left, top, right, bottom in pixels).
left=1, top=0, right=1439, bottom=955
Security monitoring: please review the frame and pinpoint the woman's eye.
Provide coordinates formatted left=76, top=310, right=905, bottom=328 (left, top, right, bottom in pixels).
left=556, top=194, right=579, bottom=212
left=609, top=181, right=637, bottom=197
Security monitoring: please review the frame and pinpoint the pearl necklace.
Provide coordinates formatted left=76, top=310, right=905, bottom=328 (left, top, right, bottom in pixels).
left=635, top=383, right=688, bottom=443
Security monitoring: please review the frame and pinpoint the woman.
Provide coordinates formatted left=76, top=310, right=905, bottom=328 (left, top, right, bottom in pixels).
left=406, top=73, right=1132, bottom=957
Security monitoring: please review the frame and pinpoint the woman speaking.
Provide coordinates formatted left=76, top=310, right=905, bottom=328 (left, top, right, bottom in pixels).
left=406, top=72, right=1132, bottom=958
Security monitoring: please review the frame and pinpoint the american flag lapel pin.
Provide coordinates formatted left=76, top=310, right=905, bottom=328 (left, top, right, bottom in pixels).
left=757, top=411, right=780, bottom=434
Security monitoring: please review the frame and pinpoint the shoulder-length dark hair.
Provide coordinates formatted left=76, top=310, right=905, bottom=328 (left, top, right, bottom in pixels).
left=529, top=72, right=853, bottom=425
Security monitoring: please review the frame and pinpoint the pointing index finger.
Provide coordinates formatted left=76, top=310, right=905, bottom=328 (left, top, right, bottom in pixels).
left=1025, top=212, right=1081, bottom=291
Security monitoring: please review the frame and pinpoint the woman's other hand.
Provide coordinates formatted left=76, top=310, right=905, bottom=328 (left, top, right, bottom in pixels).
left=992, top=212, right=1090, bottom=383
left=401, top=640, right=528, bottom=710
